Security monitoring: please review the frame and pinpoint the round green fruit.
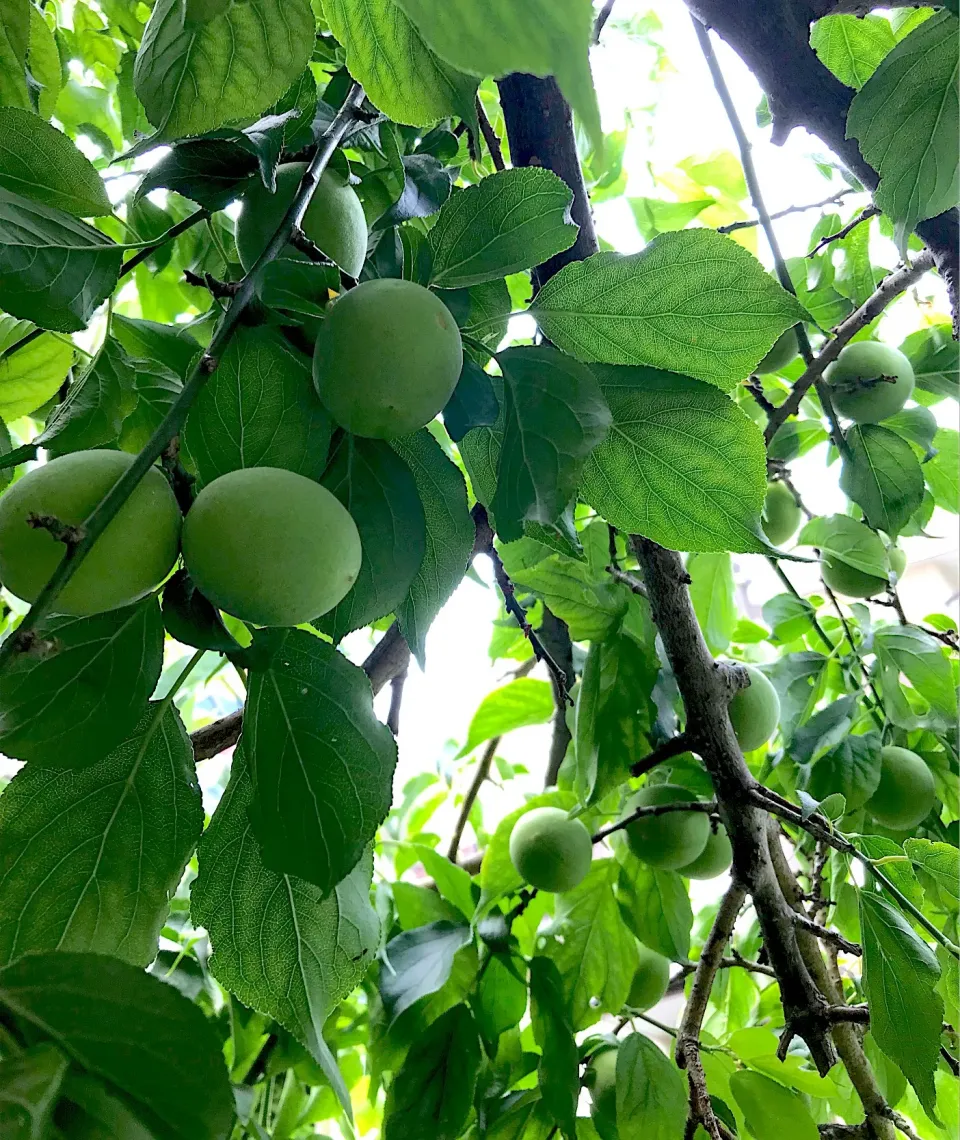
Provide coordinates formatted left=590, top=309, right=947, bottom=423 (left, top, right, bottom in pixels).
left=820, top=553, right=887, bottom=599
left=756, top=328, right=798, bottom=374
left=728, top=665, right=780, bottom=753
left=181, top=467, right=361, bottom=627
left=761, top=481, right=801, bottom=545
left=624, top=784, right=710, bottom=870
left=235, top=163, right=367, bottom=279
left=865, top=745, right=935, bottom=831
left=0, top=450, right=180, bottom=615
left=888, top=546, right=907, bottom=581
left=585, top=1048, right=618, bottom=1122
left=508, top=806, right=593, bottom=893
left=626, top=945, right=671, bottom=1010
left=313, top=279, right=463, bottom=439
left=824, top=342, right=915, bottom=424
left=678, top=825, right=733, bottom=879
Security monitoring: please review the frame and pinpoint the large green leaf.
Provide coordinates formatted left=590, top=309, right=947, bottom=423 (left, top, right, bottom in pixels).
left=244, top=628, right=397, bottom=891
left=0, top=952, right=234, bottom=1140
left=807, top=731, right=882, bottom=811
left=0, top=188, right=122, bottom=332
left=379, top=920, right=473, bottom=1023
left=392, top=429, right=474, bottom=667
left=0, top=0, right=30, bottom=110
left=872, top=624, right=958, bottom=724
left=429, top=168, right=578, bottom=288
left=859, top=891, right=943, bottom=1118
left=810, top=14, right=895, bottom=89
left=899, top=323, right=958, bottom=401
left=323, top=0, right=477, bottom=127
left=579, top=365, right=769, bottom=553
left=182, top=326, right=331, bottom=488
left=0, top=704, right=202, bottom=968
left=904, top=838, right=959, bottom=901
left=924, top=427, right=958, bottom=512
left=529, top=957, right=578, bottom=1137
left=456, top=677, right=555, bottom=758
left=0, top=599, right=164, bottom=769
left=797, top=514, right=888, bottom=577
left=688, top=552, right=736, bottom=654
left=113, top=313, right=203, bottom=379
left=507, top=548, right=629, bottom=642
left=730, top=1070, right=819, bottom=1140
left=134, top=0, right=316, bottom=139
left=616, top=1033, right=687, bottom=1140
left=117, top=356, right=184, bottom=453
left=840, top=424, right=925, bottom=537
left=617, top=855, right=693, bottom=961
left=847, top=12, right=959, bottom=240
left=0, top=315, right=73, bottom=421
left=0, top=108, right=111, bottom=216
left=39, top=337, right=139, bottom=456
left=0, top=1044, right=68, bottom=1138
left=530, top=231, right=807, bottom=390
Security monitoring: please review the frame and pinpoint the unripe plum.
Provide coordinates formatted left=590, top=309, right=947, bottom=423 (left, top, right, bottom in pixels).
left=678, top=825, right=733, bottom=879
left=235, top=163, right=367, bottom=279
left=820, top=553, right=887, bottom=599
left=888, top=546, right=907, bottom=581
left=624, top=783, right=710, bottom=870
left=508, top=806, right=592, bottom=893
left=824, top=342, right=914, bottom=424
left=865, top=745, right=935, bottom=831
left=0, top=449, right=180, bottom=615
left=313, top=278, right=463, bottom=438
left=728, top=665, right=780, bottom=752
left=585, top=1047, right=618, bottom=1123
left=756, top=328, right=798, bottom=374
left=761, top=481, right=801, bottom=545
left=626, top=945, right=671, bottom=1010
left=181, top=467, right=361, bottom=627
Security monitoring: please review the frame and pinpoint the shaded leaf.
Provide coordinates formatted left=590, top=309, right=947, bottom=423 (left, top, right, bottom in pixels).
left=807, top=731, right=882, bottom=811
left=443, top=357, right=500, bottom=442
left=618, top=855, right=692, bottom=961
left=798, top=514, right=888, bottom=577
left=840, top=424, right=925, bottom=537
left=529, top=956, right=578, bottom=1137
left=112, top=314, right=202, bottom=378
left=616, top=1033, right=686, bottom=1140
left=135, top=139, right=256, bottom=212
left=900, top=323, right=958, bottom=401
left=0, top=1044, right=68, bottom=1139
left=161, top=570, right=242, bottom=654
left=730, top=1070, right=818, bottom=1140
left=380, top=921, right=473, bottom=1024
left=473, top=952, right=527, bottom=1044
left=873, top=624, right=957, bottom=724
left=39, top=338, right=138, bottom=456
left=0, top=0, right=30, bottom=110
left=790, top=694, right=859, bottom=765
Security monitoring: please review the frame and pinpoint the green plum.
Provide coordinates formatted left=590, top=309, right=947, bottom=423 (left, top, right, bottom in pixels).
left=888, top=546, right=907, bottom=581
left=756, top=328, right=798, bottom=374
left=864, top=746, right=935, bottom=831
left=508, top=807, right=593, bottom=893
left=678, top=825, right=733, bottom=879
left=761, top=481, right=801, bottom=545
left=624, top=783, right=710, bottom=870
left=585, top=1047, right=618, bottom=1123
left=824, top=342, right=915, bottom=424
left=728, top=665, right=780, bottom=752
left=626, top=945, right=671, bottom=1009
left=820, top=553, right=887, bottom=599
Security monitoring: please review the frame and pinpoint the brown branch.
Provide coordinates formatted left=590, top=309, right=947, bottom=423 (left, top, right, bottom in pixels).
left=183, top=269, right=242, bottom=298
left=386, top=661, right=408, bottom=737
left=607, top=565, right=648, bottom=597
left=717, top=189, right=859, bottom=233
left=538, top=606, right=574, bottom=785
left=793, top=913, right=862, bottom=957
left=591, top=799, right=718, bottom=845
left=593, top=0, right=617, bottom=41
left=630, top=732, right=692, bottom=777
left=192, top=710, right=243, bottom=762
left=807, top=206, right=880, bottom=257
left=446, top=736, right=499, bottom=863
left=475, top=98, right=506, bottom=172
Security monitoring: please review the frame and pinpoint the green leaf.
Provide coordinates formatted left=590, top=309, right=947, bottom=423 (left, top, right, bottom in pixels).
left=840, top=424, right=925, bottom=537
left=807, top=731, right=882, bottom=811
left=873, top=624, right=957, bottom=724
left=391, top=429, right=474, bottom=668
left=0, top=315, right=72, bottom=421
left=616, top=1033, right=687, bottom=1140
left=579, top=366, right=769, bottom=553
left=491, top=346, right=611, bottom=542
left=445, top=278, right=513, bottom=349
left=904, top=838, right=959, bottom=901
left=405, top=843, right=476, bottom=920
left=899, top=323, right=958, bottom=401
left=318, top=434, right=427, bottom=641
left=884, top=404, right=940, bottom=460
left=0, top=1043, right=68, bottom=1138
left=847, top=12, right=959, bottom=241
left=688, top=552, right=736, bottom=654
left=38, top=338, right=138, bottom=455
left=617, top=855, right=692, bottom=961
left=429, top=168, right=578, bottom=288
left=530, top=231, right=808, bottom=390
left=380, top=920, right=473, bottom=1023
left=113, top=314, right=202, bottom=379
left=443, top=357, right=500, bottom=443
left=768, top=652, right=829, bottom=740
left=183, top=326, right=331, bottom=488
left=382, top=1004, right=481, bottom=1140
left=798, top=514, right=888, bottom=577
left=0, top=108, right=111, bottom=216
left=627, top=196, right=714, bottom=242
left=506, top=548, right=628, bottom=642
left=136, top=139, right=256, bottom=213
left=730, top=1070, right=819, bottom=1140
left=791, top=694, right=859, bottom=765
left=530, top=956, right=578, bottom=1137
left=134, top=0, right=316, bottom=140
left=810, top=14, right=896, bottom=89
left=0, top=0, right=30, bottom=110
left=543, top=859, right=638, bottom=1030
left=191, top=750, right=378, bottom=1114
left=56, top=1071, right=157, bottom=1140
left=392, top=0, right=601, bottom=151
left=859, top=891, right=943, bottom=1118
left=244, top=628, right=396, bottom=890
left=26, top=6, right=60, bottom=120
left=456, top=677, right=555, bottom=758
left=161, top=570, right=242, bottom=654
left=117, top=356, right=184, bottom=453
left=924, top=427, right=958, bottom=512
left=323, top=0, right=477, bottom=128
left=574, top=640, right=602, bottom=804
left=0, top=599, right=164, bottom=769
left=473, top=952, right=527, bottom=1044
left=0, top=188, right=122, bottom=332
left=0, top=952, right=234, bottom=1140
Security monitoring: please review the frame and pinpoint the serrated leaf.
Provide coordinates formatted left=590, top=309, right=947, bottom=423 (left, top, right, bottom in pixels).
left=530, top=231, right=808, bottom=390
left=904, top=838, right=959, bottom=901
left=508, top=551, right=628, bottom=642
left=183, top=326, right=331, bottom=488
left=117, top=356, right=184, bottom=454
left=0, top=315, right=72, bottom=421
left=730, top=1070, right=819, bottom=1140
left=429, top=168, right=578, bottom=288
left=807, top=731, right=882, bottom=811
left=391, top=429, right=474, bottom=667
left=688, top=552, right=736, bottom=654
left=579, top=365, right=769, bottom=553
left=0, top=952, right=234, bottom=1140
left=529, top=956, right=578, bottom=1136
left=244, top=628, right=397, bottom=891
left=0, top=0, right=30, bottom=111
left=0, top=1044, right=68, bottom=1139
left=38, top=338, right=138, bottom=456
left=899, top=323, right=958, bottom=401
left=617, top=855, right=692, bottom=961
left=0, top=703, right=202, bottom=968
left=847, top=12, right=959, bottom=240
left=798, top=514, right=888, bottom=577
left=840, top=424, right=925, bottom=537
left=0, top=599, right=164, bottom=769
left=136, top=139, right=256, bottom=212
left=317, top=434, right=426, bottom=641
left=134, top=0, right=315, bottom=140
left=112, top=314, right=202, bottom=379
left=456, top=677, right=555, bottom=758
left=859, top=891, right=943, bottom=1118
left=617, top=1033, right=687, bottom=1140
left=380, top=920, right=473, bottom=1023
left=873, top=624, right=957, bottom=723
left=810, top=14, right=896, bottom=89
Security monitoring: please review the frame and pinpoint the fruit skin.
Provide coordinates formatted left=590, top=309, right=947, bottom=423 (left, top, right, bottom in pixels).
left=626, top=945, right=671, bottom=1010
left=728, top=665, right=780, bottom=752
left=313, top=278, right=463, bottom=439
left=756, top=328, right=798, bottom=374
left=761, top=481, right=801, bottom=545
left=888, top=546, right=907, bottom=581
left=235, top=163, right=367, bottom=279
left=0, top=450, right=180, bottom=615
left=181, top=467, right=361, bottom=627
left=824, top=342, right=915, bottom=424
left=624, top=784, right=710, bottom=870
left=678, top=825, right=733, bottom=879
left=508, top=806, right=593, bottom=893
left=821, top=553, right=887, bottom=599
left=585, top=1047, right=618, bottom=1123
left=865, top=745, right=936, bottom=830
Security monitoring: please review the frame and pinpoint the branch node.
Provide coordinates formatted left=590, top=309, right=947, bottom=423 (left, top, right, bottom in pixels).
left=26, top=513, right=85, bottom=547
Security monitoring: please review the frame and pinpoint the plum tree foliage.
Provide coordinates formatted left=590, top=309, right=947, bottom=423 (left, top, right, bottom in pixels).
left=0, top=1, right=955, bottom=1138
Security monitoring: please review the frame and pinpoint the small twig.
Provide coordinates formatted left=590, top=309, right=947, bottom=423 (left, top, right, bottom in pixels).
left=447, top=736, right=499, bottom=863
left=25, top=513, right=85, bottom=547
left=744, top=374, right=777, bottom=414
left=183, top=269, right=242, bottom=298
left=808, top=839, right=831, bottom=922
left=386, top=662, right=408, bottom=737
left=793, top=914, right=862, bottom=956
left=821, top=576, right=886, bottom=724
left=886, top=587, right=909, bottom=626
left=607, top=565, right=648, bottom=597
left=593, top=0, right=617, bottom=41
left=288, top=227, right=335, bottom=265
left=807, top=206, right=880, bottom=257
left=922, top=625, right=960, bottom=651
left=630, top=732, right=691, bottom=777
left=828, top=1004, right=870, bottom=1025
left=767, top=558, right=836, bottom=653
left=121, top=207, right=210, bottom=276
left=940, top=1046, right=959, bottom=1077
left=718, top=189, right=858, bottom=234
left=475, top=98, right=505, bottom=172
left=592, top=799, right=717, bottom=845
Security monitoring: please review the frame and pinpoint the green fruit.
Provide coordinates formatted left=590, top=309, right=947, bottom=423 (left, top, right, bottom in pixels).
left=508, top=806, right=593, bottom=893
left=313, top=279, right=463, bottom=438
left=865, top=746, right=936, bottom=830
left=821, top=553, right=887, bottom=599
left=626, top=945, right=671, bottom=1010
left=235, top=163, right=367, bottom=279
left=585, top=1047, right=618, bottom=1122
left=728, top=665, right=780, bottom=752
left=761, top=481, right=801, bottom=545
left=0, top=450, right=180, bottom=615
left=756, top=328, right=798, bottom=374
left=678, top=825, right=733, bottom=879
left=824, top=342, right=915, bottom=424
left=888, top=546, right=907, bottom=580
left=181, top=467, right=361, bottom=627
left=624, top=784, right=710, bottom=870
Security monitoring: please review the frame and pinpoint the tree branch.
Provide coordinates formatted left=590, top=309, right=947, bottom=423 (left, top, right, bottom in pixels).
left=446, top=736, right=499, bottom=863
left=630, top=732, right=692, bottom=777
left=807, top=206, right=880, bottom=257
left=717, top=189, right=859, bottom=233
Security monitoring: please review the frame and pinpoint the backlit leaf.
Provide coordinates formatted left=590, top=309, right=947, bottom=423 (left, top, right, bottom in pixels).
left=810, top=14, right=895, bottom=89
left=0, top=315, right=73, bottom=421
left=840, top=424, right=925, bottom=537
left=456, top=677, right=555, bottom=758
left=617, top=855, right=693, bottom=961
left=617, top=1033, right=687, bottom=1140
